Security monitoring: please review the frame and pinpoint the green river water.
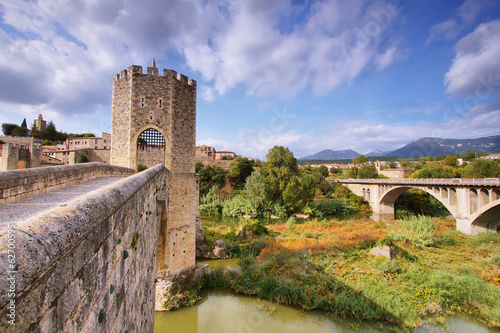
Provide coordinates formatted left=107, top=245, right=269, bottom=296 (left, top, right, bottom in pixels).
left=154, top=259, right=500, bottom=333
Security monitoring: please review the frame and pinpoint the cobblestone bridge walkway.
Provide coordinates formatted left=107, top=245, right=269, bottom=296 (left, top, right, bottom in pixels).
left=0, top=177, right=125, bottom=225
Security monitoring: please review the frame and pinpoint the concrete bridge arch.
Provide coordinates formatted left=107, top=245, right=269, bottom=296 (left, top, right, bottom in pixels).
left=375, top=185, right=458, bottom=219
left=338, top=178, right=500, bottom=235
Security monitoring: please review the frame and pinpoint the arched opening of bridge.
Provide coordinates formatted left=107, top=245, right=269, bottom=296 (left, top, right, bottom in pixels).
left=394, top=188, right=451, bottom=219
left=137, top=128, right=166, bottom=169
left=471, top=202, right=500, bottom=233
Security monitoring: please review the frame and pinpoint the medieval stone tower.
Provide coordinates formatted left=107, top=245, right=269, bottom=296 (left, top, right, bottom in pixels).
left=110, top=65, right=198, bottom=276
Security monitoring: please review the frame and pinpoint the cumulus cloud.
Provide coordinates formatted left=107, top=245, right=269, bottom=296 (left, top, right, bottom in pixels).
left=444, top=20, right=500, bottom=95
left=427, top=0, right=496, bottom=43
left=0, top=0, right=404, bottom=127
left=199, top=99, right=500, bottom=159
left=183, top=0, right=403, bottom=99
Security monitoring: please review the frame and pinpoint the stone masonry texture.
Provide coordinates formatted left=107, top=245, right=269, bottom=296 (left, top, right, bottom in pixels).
left=0, top=163, right=169, bottom=332
left=110, top=65, right=198, bottom=278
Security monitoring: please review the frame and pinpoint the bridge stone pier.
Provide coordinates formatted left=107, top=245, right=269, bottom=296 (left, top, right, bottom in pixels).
left=337, top=178, right=500, bottom=235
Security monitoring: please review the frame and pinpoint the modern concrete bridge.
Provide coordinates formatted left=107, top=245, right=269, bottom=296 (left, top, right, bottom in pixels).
left=335, top=178, right=500, bottom=235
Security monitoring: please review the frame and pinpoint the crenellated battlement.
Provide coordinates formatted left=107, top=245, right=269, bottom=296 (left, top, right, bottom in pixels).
left=113, top=65, right=196, bottom=87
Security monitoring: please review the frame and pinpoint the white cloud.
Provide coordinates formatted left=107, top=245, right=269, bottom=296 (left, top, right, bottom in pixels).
left=0, top=0, right=403, bottom=129
left=184, top=0, right=403, bottom=99
left=444, top=20, right=500, bottom=95
left=203, top=98, right=500, bottom=159
left=427, top=19, right=459, bottom=43
left=427, top=0, right=496, bottom=43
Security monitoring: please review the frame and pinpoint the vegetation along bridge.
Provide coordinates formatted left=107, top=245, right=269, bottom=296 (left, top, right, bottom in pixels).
left=335, top=178, right=500, bottom=235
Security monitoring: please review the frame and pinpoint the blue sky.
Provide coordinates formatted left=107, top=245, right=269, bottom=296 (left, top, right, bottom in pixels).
left=0, top=0, right=499, bottom=159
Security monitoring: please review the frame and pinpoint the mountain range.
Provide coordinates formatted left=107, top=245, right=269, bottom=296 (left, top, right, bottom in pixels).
left=299, top=135, right=500, bottom=160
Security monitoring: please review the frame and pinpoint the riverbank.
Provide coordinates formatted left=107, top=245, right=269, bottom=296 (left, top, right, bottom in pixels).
left=166, top=215, right=500, bottom=331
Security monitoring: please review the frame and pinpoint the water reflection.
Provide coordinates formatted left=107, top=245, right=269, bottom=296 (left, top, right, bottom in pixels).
left=155, top=289, right=378, bottom=333
left=155, top=289, right=500, bottom=333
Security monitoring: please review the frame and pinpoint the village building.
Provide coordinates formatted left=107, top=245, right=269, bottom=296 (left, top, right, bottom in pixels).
left=215, top=150, right=236, bottom=160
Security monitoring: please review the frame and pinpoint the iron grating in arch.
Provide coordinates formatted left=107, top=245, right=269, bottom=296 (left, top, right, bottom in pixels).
left=138, top=128, right=165, bottom=149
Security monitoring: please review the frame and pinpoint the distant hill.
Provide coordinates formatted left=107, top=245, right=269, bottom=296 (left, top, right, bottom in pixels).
left=299, top=149, right=360, bottom=160
left=385, top=135, right=500, bottom=158
left=365, top=150, right=390, bottom=157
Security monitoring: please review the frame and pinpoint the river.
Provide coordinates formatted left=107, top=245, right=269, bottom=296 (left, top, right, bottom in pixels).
left=155, top=259, right=500, bottom=333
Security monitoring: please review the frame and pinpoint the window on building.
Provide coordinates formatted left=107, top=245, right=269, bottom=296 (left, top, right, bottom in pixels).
left=142, top=98, right=145, bottom=106
left=104, top=140, right=107, bottom=143
left=137, top=128, right=165, bottom=150
left=95, top=139, right=98, bottom=144
left=159, top=99, right=162, bottom=108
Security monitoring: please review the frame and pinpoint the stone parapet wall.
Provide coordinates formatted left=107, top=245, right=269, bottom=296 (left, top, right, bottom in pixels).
left=0, top=164, right=169, bottom=332
left=0, top=162, right=135, bottom=204
left=195, top=156, right=231, bottom=170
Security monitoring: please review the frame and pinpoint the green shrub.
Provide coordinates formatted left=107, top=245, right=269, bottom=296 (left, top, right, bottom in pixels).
left=471, top=232, right=500, bottom=245
left=203, top=267, right=230, bottom=289
left=490, top=254, right=500, bottom=267
left=314, top=199, right=355, bottom=216
left=137, top=164, right=147, bottom=172
left=222, top=195, right=254, bottom=216
left=388, top=215, right=437, bottom=248
left=199, top=186, right=223, bottom=215
left=285, top=217, right=296, bottom=232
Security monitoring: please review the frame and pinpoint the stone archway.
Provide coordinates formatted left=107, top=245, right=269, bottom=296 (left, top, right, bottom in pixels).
left=136, top=128, right=166, bottom=170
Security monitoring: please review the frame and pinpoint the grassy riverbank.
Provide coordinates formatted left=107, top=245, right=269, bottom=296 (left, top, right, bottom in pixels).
left=200, top=217, right=500, bottom=331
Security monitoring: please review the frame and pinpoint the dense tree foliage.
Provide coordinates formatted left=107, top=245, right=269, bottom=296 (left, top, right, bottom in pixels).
left=263, top=146, right=300, bottom=201
left=395, top=189, right=449, bottom=217
left=410, top=164, right=461, bottom=178
left=31, top=121, right=67, bottom=142
left=2, top=123, right=20, bottom=136
left=229, top=157, right=254, bottom=187
left=196, top=162, right=227, bottom=197
left=198, top=146, right=364, bottom=218
left=464, top=159, right=500, bottom=178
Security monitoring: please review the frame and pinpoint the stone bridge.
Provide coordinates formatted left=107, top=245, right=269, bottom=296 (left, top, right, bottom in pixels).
left=0, top=162, right=181, bottom=332
left=336, top=178, right=500, bottom=235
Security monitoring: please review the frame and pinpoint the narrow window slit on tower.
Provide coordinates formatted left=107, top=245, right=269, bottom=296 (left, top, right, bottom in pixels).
left=159, top=99, right=162, bottom=108
left=150, top=113, right=153, bottom=120
left=141, top=98, right=145, bottom=106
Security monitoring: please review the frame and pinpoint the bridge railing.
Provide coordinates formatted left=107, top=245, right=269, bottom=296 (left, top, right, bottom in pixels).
left=332, top=178, right=500, bottom=186
left=0, top=162, right=135, bottom=204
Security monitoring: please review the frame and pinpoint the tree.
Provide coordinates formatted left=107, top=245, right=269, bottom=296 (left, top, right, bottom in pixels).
left=283, top=176, right=301, bottom=212
left=443, top=155, right=458, bottom=167
left=2, top=123, right=18, bottom=135
left=11, top=126, right=29, bottom=137
left=410, top=164, right=461, bottom=178
left=263, top=146, right=299, bottom=200
left=244, top=170, right=269, bottom=213
left=229, top=157, right=254, bottom=186
left=358, top=165, right=378, bottom=178
left=21, top=118, right=27, bottom=128
left=299, top=175, right=316, bottom=208
left=465, top=159, right=500, bottom=178
left=353, top=155, right=368, bottom=164
left=197, top=164, right=227, bottom=196
left=314, top=165, right=329, bottom=178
